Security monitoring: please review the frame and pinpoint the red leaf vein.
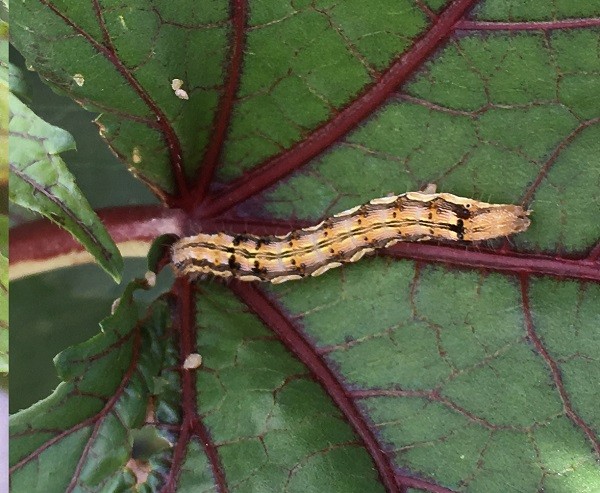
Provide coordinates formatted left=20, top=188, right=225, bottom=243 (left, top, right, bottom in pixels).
left=191, top=0, right=248, bottom=205
left=163, top=279, right=228, bottom=493
left=230, top=282, right=401, bottom=493
left=520, top=276, right=600, bottom=459
left=38, top=0, right=190, bottom=204
left=199, top=0, right=479, bottom=218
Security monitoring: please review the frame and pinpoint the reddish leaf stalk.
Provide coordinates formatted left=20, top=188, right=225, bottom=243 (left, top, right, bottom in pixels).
left=520, top=276, right=600, bottom=459
left=230, top=283, right=401, bottom=493
left=192, top=0, right=248, bottom=202
left=10, top=206, right=185, bottom=266
left=199, top=0, right=479, bottom=218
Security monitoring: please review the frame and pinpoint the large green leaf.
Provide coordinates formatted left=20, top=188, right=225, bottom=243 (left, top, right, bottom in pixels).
left=10, top=0, right=440, bottom=201
left=10, top=1, right=600, bottom=492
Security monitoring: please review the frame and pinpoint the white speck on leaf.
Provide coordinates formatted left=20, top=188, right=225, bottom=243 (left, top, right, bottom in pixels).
left=183, top=353, right=202, bottom=369
left=171, top=79, right=189, bottom=100
left=145, top=271, right=156, bottom=287
left=73, top=74, right=85, bottom=86
left=132, top=147, right=142, bottom=164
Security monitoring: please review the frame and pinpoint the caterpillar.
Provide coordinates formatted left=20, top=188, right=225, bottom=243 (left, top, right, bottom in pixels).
left=172, top=188, right=530, bottom=284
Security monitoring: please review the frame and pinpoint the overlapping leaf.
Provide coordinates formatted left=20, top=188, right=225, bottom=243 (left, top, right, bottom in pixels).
left=9, top=95, right=123, bottom=281
left=10, top=280, right=178, bottom=491
left=0, top=17, right=8, bottom=374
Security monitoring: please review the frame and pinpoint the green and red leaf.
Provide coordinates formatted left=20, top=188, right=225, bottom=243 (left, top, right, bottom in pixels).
left=9, top=1, right=600, bottom=492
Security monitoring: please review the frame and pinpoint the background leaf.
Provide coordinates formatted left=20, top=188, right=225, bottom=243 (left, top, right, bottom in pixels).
left=1, top=12, right=9, bottom=493
left=1, top=15, right=8, bottom=375
left=10, top=280, right=178, bottom=492
left=10, top=1, right=600, bottom=492
left=9, top=95, right=123, bottom=282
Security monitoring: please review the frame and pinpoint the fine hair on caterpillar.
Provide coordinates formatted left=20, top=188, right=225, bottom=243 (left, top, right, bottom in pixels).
left=172, top=188, right=530, bottom=284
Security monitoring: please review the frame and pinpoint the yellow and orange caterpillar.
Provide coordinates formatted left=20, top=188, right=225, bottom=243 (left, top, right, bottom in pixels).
left=172, top=189, right=530, bottom=284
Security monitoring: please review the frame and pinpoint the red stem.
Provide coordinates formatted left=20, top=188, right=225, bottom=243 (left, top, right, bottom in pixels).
left=231, top=283, right=401, bottom=492
left=163, top=279, right=228, bottom=492
left=10, top=206, right=185, bottom=265
left=11, top=210, right=600, bottom=283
